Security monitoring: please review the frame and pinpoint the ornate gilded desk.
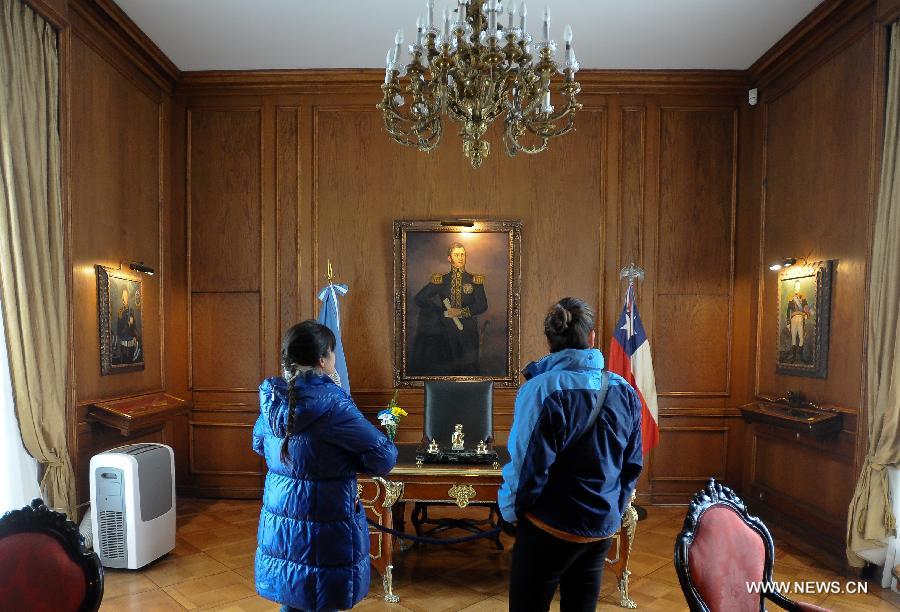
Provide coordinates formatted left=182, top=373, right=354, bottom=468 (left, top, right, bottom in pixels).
left=359, top=444, right=639, bottom=607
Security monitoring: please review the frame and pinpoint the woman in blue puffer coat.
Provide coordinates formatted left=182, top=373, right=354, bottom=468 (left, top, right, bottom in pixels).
left=252, top=320, right=398, bottom=611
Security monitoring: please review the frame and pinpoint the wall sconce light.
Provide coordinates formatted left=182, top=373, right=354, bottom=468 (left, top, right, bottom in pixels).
left=768, top=257, right=797, bottom=271
left=128, top=261, right=155, bottom=275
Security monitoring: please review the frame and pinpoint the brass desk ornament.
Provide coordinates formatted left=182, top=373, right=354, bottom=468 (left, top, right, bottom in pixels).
left=451, top=424, right=465, bottom=450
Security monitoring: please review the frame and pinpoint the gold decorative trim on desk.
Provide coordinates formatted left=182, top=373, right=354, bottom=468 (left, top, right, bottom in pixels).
left=391, top=464, right=503, bottom=477
left=448, top=483, right=477, bottom=508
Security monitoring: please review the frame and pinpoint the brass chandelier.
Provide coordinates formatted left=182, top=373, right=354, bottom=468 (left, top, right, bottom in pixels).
left=377, top=0, right=582, bottom=168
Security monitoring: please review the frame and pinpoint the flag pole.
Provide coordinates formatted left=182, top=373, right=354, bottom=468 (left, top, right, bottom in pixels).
left=618, top=262, right=648, bottom=521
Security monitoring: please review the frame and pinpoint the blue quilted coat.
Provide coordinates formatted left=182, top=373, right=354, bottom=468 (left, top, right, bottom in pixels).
left=252, top=372, right=397, bottom=611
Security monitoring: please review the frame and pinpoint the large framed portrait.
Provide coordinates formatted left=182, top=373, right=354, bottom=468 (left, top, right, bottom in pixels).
left=393, top=220, right=522, bottom=387
left=775, top=260, right=833, bottom=378
left=96, top=265, right=144, bottom=375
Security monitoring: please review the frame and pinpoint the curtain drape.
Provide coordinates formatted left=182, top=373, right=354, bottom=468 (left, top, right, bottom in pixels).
left=0, top=292, right=42, bottom=513
left=847, top=20, right=900, bottom=567
left=0, top=0, right=74, bottom=518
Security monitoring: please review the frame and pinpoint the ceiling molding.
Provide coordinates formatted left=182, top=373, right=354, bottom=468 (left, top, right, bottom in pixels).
left=71, top=0, right=179, bottom=92
left=749, top=0, right=873, bottom=86
left=176, top=68, right=748, bottom=98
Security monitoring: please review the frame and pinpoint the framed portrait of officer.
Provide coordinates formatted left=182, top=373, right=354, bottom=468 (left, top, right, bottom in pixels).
left=393, top=220, right=522, bottom=387
left=96, top=265, right=145, bottom=375
left=775, top=260, right=833, bottom=378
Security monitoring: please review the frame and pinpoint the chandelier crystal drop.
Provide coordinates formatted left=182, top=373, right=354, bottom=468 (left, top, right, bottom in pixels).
left=377, top=0, right=582, bottom=168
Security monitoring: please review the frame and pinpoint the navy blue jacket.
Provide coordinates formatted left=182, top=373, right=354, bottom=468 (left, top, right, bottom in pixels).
left=498, top=348, right=643, bottom=538
left=252, top=372, right=397, bottom=611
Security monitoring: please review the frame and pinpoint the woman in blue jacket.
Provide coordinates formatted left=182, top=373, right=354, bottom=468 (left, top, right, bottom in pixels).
left=252, top=321, right=397, bottom=611
left=498, top=298, right=643, bottom=611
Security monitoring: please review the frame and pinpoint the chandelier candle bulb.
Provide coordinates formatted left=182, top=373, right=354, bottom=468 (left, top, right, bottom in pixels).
left=508, top=4, right=514, bottom=29
left=394, top=29, right=403, bottom=64
left=426, top=0, right=434, bottom=29
left=542, top=5, right=550, bottom=41
left=443, top=7, right=451, bottom=38
left=520, top=2, right=527, bottom=31
left=416, top=16, right=424, bottom=44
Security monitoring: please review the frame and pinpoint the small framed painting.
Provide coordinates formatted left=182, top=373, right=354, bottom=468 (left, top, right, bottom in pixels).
left=97, top=265, right=144, bottom=375
left=776, top=260, right=834, bottom=378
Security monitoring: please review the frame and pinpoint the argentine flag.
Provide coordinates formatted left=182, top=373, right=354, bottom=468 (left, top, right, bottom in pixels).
left=317, top=283, right=351, bottom=394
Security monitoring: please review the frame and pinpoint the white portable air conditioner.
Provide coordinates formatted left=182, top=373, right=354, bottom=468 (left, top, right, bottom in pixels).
left=90, top=443, right=176, bottom=569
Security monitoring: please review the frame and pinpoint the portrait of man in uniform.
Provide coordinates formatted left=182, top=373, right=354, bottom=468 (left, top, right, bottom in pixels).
left=410, top=242, right=487, bottom=375
left=394, top=220, right=521, bottom=387
left=775, top=261, right=833, bottom=378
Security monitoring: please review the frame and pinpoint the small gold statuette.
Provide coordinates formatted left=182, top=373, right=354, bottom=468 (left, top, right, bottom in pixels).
left=451, top=424, right=465, bottom=450
left=476, top=439, right=488, bottom=454
left=427, top=438, right=440, bottom=454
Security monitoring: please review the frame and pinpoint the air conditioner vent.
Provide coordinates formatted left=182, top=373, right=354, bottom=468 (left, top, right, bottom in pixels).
left=98, top=510, right=125, bottom=560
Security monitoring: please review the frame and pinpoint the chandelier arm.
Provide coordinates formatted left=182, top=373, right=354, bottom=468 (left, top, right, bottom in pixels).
left=504, top=121, right=549, bottom=155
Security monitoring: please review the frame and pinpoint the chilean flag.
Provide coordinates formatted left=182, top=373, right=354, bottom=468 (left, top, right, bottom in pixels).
left=608, top=284, right=659, bottom=453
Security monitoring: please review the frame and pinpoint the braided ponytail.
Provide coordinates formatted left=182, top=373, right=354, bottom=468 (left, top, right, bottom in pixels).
left=280, top=368, right=299, bottom=464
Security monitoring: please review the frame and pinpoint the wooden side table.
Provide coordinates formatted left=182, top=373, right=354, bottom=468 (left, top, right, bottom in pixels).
left=87, top=393, right=189, bottom=436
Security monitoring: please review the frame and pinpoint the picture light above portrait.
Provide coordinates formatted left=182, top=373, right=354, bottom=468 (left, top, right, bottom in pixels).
left=440, top=220, right=475, bottom=227
left=127, top=261, right=155, bottom=275
left=768, top=257, right=797, bottom=271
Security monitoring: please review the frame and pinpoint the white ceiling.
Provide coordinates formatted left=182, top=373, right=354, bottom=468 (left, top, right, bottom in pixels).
left=115, top=0, right=823, bottom=72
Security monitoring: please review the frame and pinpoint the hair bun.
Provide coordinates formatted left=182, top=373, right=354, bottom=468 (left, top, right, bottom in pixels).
left=548, top=304, right=572, bottom=334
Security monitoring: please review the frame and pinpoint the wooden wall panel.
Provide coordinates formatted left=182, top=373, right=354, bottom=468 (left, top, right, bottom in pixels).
left=654, top=295, right=730, bottom=394
left=190, top=293, right=261, bottom=390
left=70, top=35, right=163, bottom=403
left=189, top=108, right=262, bottom=292
left=757, top=29, right=876, bottom=410
left=276, top=107, right=301, bottom=333
left=655, top=108, right=736, bottom=396
left=190, top=423, right=263, bottom=475
left=617, top=107, right=646, bottom=285
left=653, top=427, right=728, bottom=480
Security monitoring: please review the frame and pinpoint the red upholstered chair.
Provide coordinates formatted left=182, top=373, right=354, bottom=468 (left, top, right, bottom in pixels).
left=674, top=479, right=830, bottom=612
left=0, top=498, right=103, bottom=612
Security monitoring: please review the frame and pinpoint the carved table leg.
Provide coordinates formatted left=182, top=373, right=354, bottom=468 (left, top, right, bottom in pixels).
left=382, top=565, right=399, bottom=603
left=604, top=493, right=639, bottom=609
left=616, top=503, right=639, bottom=608
left=371, top=477, right=404, bottom=602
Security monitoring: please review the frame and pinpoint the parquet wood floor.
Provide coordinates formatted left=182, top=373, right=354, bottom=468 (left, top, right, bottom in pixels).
left=98, top=499, right=900, bottom=611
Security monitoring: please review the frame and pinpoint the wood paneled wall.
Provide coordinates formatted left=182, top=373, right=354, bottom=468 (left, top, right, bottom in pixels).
left=25, top=0, right=188, bottom=506
left=176, top=74, right=753, bottom=502
left=743, top=0, right=886, bottom=562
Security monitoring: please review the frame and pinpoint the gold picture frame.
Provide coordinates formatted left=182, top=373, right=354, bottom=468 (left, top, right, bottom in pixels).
left=393, top=220, right=522, bottom=388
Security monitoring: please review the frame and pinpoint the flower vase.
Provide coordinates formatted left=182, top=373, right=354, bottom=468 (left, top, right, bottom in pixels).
left=385, top=422, right=397, bottom=442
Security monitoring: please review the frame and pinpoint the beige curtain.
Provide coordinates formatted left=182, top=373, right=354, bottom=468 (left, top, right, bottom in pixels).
left=0, top=0, right=74, bottom=518
left=847, top=20, right=900, bottom=567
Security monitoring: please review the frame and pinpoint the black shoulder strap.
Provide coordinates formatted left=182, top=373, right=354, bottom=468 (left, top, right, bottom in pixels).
left=574, top=371, right=610, bottom=444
